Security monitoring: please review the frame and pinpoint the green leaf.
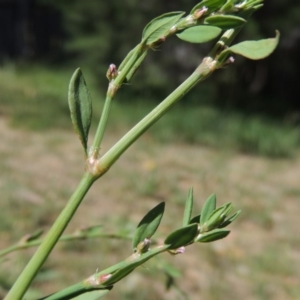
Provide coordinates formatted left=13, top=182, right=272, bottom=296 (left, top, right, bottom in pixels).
left=204, top=15, right=246, bottom=30
left=202, top=203, right=232, bottom=232
left=200, top=194, right=216, bottom=226
left=132, top=202, right=165, bottom=249
left=191, top=0, right=225, bottom=14
left=164, top=224, right=198, bottom=249
left=22, top=229, right=44, bottom=242
left=220, top=0, right=235, bottom=12
left=177, top=25, right=221, bottom=44
left=125, top=49, right=148, bottom=81
left=189, top=214, right=201, bottom=224
left=104, top=246, right=169, bottom=286
left=118, top=45, right=138, bottom=72
left=219, top=209, right=241, bottom=228
left=226, top=30, right=280, bottom=60
left=142, top=12, right=185, bottom=45
left=72, top=290, right=111, bottom=300
left=103, top=265, right=135, bottom=287
left=68, top=68, right=92, bottom=155
left=196, top=228, right=230, bottom=242
left=183, top=188, right=194, bottom=226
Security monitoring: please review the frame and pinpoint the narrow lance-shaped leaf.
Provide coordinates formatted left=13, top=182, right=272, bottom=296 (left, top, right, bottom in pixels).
left=20, top=229, right=44, bottom=243
left=189, top=214, right=201, bottom=224
left=225, top=30, right=280, bottom=60
left=132, top=202, right=165, bottom=249
left=220, top=0, right=235, bottom=12
left=200, top=194, right=216, bottom=226
left=196, top=228, right=230, bottom=243
left=118, top=45, right=139, bottom=72
left=142, top=12, right=185, bottom=45
left=164, top=223, right=198, bottom=249
left=218, top=209, right=241, bottom=228
left=68, top=68, right=92, bottom=155
left=125, top=49, right=148, bottom=82
left=183, top=187, right=194, bottom=226
left=202, top=202, right=232, bottom=232
left=204, top=15, right=246, bottom=30
left=177, top=26, right=221, bottom=44
left=191, top=0, right=225, bottom=14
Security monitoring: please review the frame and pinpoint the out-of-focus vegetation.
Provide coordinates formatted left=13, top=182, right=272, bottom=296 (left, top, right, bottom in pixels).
left=33, top=0, right=300, bottom=118
left=1, top=1, right=299, bottom=157
left=0, top=65, right=299, bottom=158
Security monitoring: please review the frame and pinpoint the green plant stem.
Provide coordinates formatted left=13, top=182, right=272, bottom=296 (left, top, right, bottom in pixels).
left=40, top=245, right=169, bottom=300
left=90, top=94, right=113, bottom=158
left=96, top=61, right=213, bottom=173
left=38, top=284, right=111, bottom=300
left=90, top=44, right=145, bottom=158
left=4, top=172, right=96, bottom=300
left=0, top=231, right=131, bottom=258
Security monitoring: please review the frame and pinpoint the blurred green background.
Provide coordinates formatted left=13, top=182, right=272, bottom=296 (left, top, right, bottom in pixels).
left=1, top=0, right=300, bottom=114
left=1, top=1, right=300, bottom=299
left=1, top=0, right=300, bottom=157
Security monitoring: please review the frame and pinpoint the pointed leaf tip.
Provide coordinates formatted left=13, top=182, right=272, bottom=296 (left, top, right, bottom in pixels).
left=227, top=30, right=280, bottom=60
left=132, top=202, right=165, bottom=249
left=204, top=15, right=246, bottom=30
left=196, top=228, right=230, bottom=243
left=164, top=223, right=198, bottom=249
left=183, top=187, right=194, bottom=226
left=200, top=194, right=216, bottom=226
left=142, top=11, right=185, bottom=45
left=68, top=68, right=92, bottom=155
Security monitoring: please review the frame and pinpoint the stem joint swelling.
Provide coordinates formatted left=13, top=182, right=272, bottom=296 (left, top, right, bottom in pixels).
left=86, top=156, right=109, bottom=179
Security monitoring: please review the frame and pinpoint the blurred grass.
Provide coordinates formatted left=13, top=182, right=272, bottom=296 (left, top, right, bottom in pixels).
left=0, top=63, right=299, bottom=158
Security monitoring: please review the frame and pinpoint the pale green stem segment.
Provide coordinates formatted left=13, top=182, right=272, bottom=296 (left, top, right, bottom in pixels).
left=90, top=94, right=113, bottom=158
left=4, top=172, right=95, bottom=300
left=97, top=59, right=213, bottom=173
left=90, top=44, right=145, bottom=157
left=38, top=283, right=111, bottom=300
left=0, top=231, right=130, bottom=258
left=40, top=245, right=169, bottom=300
left=95, top=28, right=243, bottom=172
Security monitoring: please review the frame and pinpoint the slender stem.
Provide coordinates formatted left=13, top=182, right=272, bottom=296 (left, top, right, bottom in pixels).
left=0, top=231, right=131, bottom=258
left=95, top=28, right=243, bottom=174
left=38, top=284, right=111, bottom=300
left=4, top=172, right=95, bottom=300
left=40, top=245, right=169, bottom=300
left=97, top=62, right=212, bottom=172
left=114, top=44, right=144, bottom=87
left=90, top=94, right=113, bottom=157
left=90, top=44, right=145, bottom=158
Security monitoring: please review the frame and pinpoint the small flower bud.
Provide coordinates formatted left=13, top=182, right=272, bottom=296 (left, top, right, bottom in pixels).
left=168, top=246, right=186, bottom=255
left=193, top=7, right=208, bottom=20
left=106, top=64, right=118, bottom=81
left=227, top=56, right=235, bottom=64
left=136, top=238, right=151, bottom=254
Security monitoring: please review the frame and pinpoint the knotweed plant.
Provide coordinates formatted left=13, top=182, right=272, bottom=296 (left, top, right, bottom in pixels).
left=2, top=1, right=278, bottom=299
